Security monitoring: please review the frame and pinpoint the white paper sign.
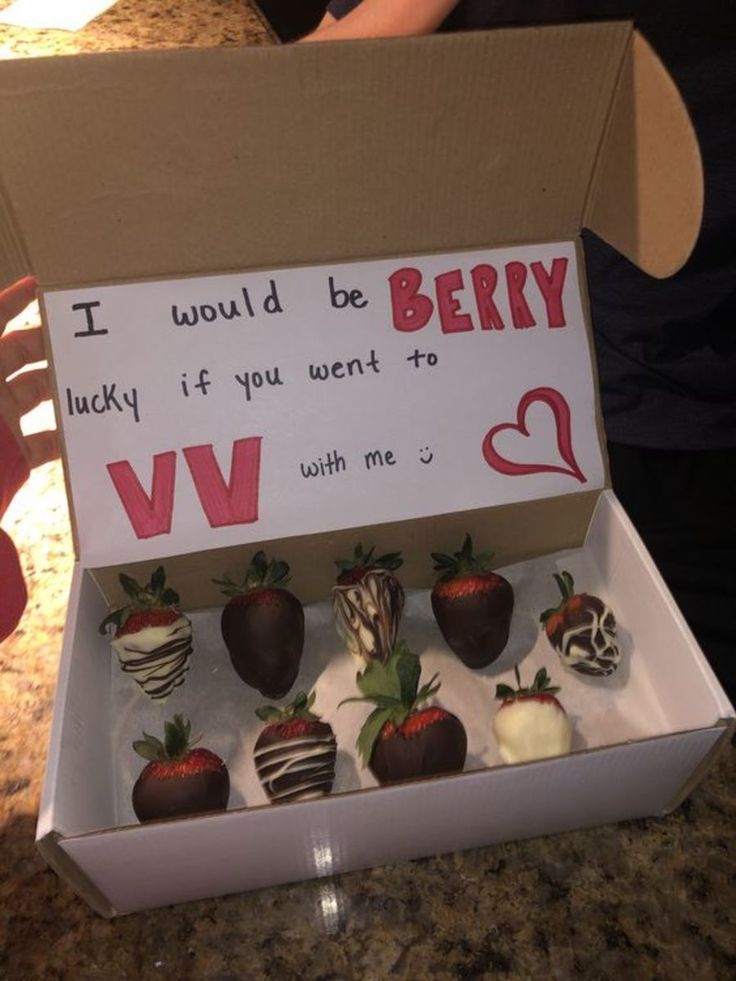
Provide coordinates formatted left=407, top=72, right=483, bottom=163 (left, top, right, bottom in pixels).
left=44, top=242, right=605, bottom=567
left=0, top=0, right=117, bottom=32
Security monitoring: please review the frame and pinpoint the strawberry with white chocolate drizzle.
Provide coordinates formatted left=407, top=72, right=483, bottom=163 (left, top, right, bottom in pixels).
left=540, top=571, right=621, bottom=677
left=254, top=691, right=337, bottom=804
left=492, top=666, right=573, bottom=764
left=99, top=566, right=193, bottom=700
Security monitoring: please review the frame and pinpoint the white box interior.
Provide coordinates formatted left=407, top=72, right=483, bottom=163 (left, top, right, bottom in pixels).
left=40, top=491, right=732, bottom=845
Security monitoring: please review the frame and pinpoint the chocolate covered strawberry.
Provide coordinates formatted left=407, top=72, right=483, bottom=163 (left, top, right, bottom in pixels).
left=214, top=551, right=304, bottom=699
left=431, top=534, right=514, bottom=669
left=341, top=641, right=467, bottom=785
left=254, top=691, right=337, bottom=804
left=131, top=715, right=229, bottom=822
left=332, top=542, right=405, bottom=665
left=492, top=666, right=573, bottom=764
left=540, top=571, right=621, bottom=677
left=99, top=565, right=193, bottom=700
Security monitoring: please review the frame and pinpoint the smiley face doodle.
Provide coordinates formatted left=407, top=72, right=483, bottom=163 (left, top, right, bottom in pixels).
left=419, top=446, right=434, bottom=464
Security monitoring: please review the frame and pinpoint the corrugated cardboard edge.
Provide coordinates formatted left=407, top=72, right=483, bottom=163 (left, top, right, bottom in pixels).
left=41, top=722, right=729, bottom=919
left=660, top=719, right=735, bottom=816
left=91, top=489, right=601, bottom=610
left=0, top=172, right=30, bottom=284
left=0, top=24, right=629, bottom=288
left=37, top=831, right=115, bottom=919
left=37, top=291, right=81, bottom=559
left=585, top=30, right=703, bottom=277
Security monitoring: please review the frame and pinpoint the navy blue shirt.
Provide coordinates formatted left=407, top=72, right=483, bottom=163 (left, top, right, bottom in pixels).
left=326, top=1, right=736, bottom=449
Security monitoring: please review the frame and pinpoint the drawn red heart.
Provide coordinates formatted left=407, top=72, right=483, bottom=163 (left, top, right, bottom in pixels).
left=482, top=386, right=586, bottom=483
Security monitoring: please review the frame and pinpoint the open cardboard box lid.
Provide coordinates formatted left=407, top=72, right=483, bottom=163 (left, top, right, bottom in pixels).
left=5, top=25, right=730, bottom=922
left=0, top=22, right=703, bottom=605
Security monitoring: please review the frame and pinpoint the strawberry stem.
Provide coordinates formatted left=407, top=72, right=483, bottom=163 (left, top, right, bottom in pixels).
left=431, top=533, right=495, bottom=583
left=340, top=641, right=442, bottom=765
left=255, top=690, right=321, bottom=724
left=213, top=550, right=291, bottom=597
left=99, top=566, right=180, bottom=635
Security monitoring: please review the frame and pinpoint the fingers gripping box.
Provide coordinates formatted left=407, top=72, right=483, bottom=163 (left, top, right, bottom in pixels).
left=0, top=24, right=732, bottom=916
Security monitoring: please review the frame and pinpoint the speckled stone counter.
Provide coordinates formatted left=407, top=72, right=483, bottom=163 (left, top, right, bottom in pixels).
left=1, top=3, right=735, bottom=979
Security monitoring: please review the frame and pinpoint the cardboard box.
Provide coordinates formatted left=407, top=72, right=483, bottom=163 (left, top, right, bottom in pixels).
left=0, top=23, right=732, bottom=917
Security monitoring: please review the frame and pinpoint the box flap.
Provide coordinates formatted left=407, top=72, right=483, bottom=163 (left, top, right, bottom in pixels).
left=585, top=31, right=703, bottom=277
left=0, top=24, right=634, bottom=287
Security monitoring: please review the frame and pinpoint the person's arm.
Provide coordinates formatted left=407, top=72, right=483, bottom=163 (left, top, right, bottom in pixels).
left=301, top=0, right=460, bottom=42
left=0, top=276, right=58, bottom=474
left=0, top=276, right=59, bottom=642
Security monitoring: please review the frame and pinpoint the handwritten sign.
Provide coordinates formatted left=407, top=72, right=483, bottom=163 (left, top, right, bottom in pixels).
left=43, top=242, right=605, bottom=567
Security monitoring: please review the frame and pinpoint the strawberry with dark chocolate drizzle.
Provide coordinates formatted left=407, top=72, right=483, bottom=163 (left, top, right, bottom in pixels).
left=332, top=542, right=405, bottom=665
left=340, top=641, right=467, bottom=785
left=215, top=551, right=304, bottom=699
left=99, top=565, right=193, bottom=700
left=254, top=691, right=337, bottom=804
left=431, top=534, right=514, bottom=669
left=540, top=571, right=621, bottom=677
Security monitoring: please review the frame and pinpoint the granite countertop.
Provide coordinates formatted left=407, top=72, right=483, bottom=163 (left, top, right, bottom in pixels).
left=1, top=3, right=735, bottom=978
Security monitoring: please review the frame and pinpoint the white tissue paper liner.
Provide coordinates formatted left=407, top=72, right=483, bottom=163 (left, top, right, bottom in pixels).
left=112, top=545, right=650, bottom=827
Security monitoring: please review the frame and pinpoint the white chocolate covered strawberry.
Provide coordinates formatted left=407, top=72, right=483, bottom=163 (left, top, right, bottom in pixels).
left=492, top=667, right=572, bottom=764
left=100, top=566, right=193, bottom=700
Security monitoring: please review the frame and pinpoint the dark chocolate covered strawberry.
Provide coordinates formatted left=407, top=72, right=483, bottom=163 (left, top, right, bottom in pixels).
left=131, top=715, right=229, bottom=822
left=431, top=534, right=514, bottom=668
left=492, top=666, right=573, bottom=764
left=332, top=542, right=405, bottom=665
left=214, top=551, right=304, bottom=699
left=540, top=571, right=621, bottom=677
left=341, top=641, right=467, bottom=785
left=99, top=565, right=193, bottom=700
left=254, top=691, right=337, bottom=804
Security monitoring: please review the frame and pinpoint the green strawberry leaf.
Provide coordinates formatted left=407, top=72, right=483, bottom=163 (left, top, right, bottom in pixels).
left=338, top=694, right=401, bottom=710
left=375, top=550, right=403, bottom=572
left=99, top=607, right=127, bottom=635
left=495, top=683, right=516, bottom=700
left=255, top=704, right=284, bottom=722
left=161, top=588, right=180, bottom=607
left=134, top=733, right=166, bottom=761
left=415, top=673, right=440, bottom=705
left=119, top=573, right=140, bottom=600
left=396, top=650, right=421, bottom=704
left=164, top=716, right=190, bottom=758
left=554, top=571, right=575, bottom=602
left=356, top=658, right=401, bottom=702
left=132, top=738, right=163, bottom=762
left=269, top=560, right=291, bottom=585
left=356, top=706, right=393, bottom=766
left=150, top=566, right=166, bottom=593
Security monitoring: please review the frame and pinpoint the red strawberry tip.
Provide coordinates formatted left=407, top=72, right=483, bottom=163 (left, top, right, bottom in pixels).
left=381, top=706, right=452, bottom=740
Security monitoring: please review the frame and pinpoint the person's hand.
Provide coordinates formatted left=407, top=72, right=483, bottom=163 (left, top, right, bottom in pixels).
left=0, top=276, right=59, bottom=468
left=300, top=0, right=460, bottom=42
